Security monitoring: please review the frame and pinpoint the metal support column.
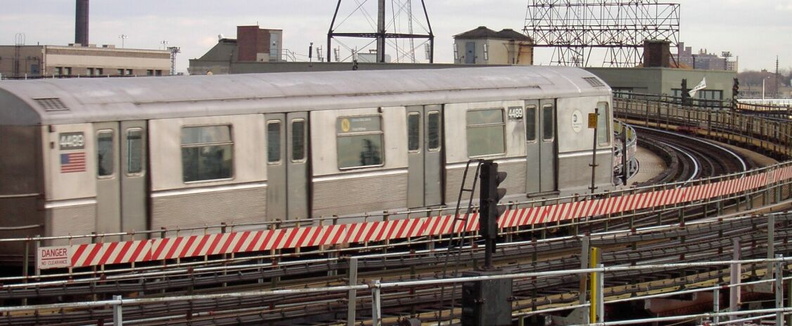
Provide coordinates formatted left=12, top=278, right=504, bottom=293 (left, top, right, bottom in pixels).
left=372, top=280, right=382, bottom=326
left=776, top=254, right=784, bottom=326
left=579, top=237, right=590, bottom=306
left=713, top=287, right=720, bottom=325
left=376, top=0, right=386, bottom=62
left=769, top=215, right=776, bottom=276
left=730, top=238, right=741, bottom=322
left=348, top=257, right=358, bottom=326
left=113, top=295, right=123, bottom=326
left=595, top=263, right=604, bottom=324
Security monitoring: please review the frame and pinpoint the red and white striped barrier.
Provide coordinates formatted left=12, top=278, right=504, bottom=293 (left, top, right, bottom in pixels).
left=39, top=165, right=792, bottom=269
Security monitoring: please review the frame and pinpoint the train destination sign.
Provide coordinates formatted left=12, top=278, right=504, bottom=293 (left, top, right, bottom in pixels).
left=38, top=246, right=71, bottom=269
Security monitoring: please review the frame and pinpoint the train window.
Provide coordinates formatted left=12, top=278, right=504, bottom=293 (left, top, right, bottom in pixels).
left=97, top=130, right=114, bottom=177
left=466, top=109, right=505, bottom=157
left=126, top=128, right=144, bottom=175
left=597, top=102, right=610, bottom=145
left=181, top=125, right=233, bottom=182
left=525, top=105, right=537, bottom=142
left=407, top=112, right=420, bottom=152
left=427, top=111, right=441, bottom=151
left=291, top=120, right=306, bottom=162
left=542, top=105, right=555, bottom=141
left=337, top=116, right=384, bottom=169
left=267, top=121, right=281, bottom=163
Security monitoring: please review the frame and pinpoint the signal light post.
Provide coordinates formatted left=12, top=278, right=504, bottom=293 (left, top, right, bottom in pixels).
left=461, top=159, right=512, bottom=326
left=479, top=160, right=507, bottom=270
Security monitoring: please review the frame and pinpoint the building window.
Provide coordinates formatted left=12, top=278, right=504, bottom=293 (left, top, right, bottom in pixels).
left=126, top=69, right=133, bottom=76
left=337, top=116, right=383, bottom=169
left=117, top=69, right=124, bottom=76
left=181, top=125, right=233, bottom=182
left=96, top=68, right=103, bottom=76
left=55, top=67, right=63, bottom=76
left=64, top=67, right=72, bottom=76
left=466, top=109, right=505, bottom=157
left=87, top=68, right=95, bottom=76
left=147, top=70, right=154, bottom=76
left=155, top=70, right=163, bottom=76
left=483, top=43, right=489, bottom=61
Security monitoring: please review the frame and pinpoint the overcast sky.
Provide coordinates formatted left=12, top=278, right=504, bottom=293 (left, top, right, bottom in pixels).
left=2, top=0, right=790, bottom=74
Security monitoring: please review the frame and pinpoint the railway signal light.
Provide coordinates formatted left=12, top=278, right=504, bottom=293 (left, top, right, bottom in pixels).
left=733, top=78, right=740, bottom=98
left=479, top=160, right=507, bottom=241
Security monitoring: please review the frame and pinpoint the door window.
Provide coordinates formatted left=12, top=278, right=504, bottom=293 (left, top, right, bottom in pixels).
left=126, top=128, right=144, bottom=175
left=97, top=130, right=114, bottom=177
left=267, top=121, right=282, bottom=164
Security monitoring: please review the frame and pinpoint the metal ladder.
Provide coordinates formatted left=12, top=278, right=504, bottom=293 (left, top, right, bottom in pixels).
left=437, top=159, right=483, bottom=325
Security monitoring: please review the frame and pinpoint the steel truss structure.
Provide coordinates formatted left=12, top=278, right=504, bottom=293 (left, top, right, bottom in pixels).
left=327, top=0, right=435, bottom=63
left=524, top=0, right=680, bottom=67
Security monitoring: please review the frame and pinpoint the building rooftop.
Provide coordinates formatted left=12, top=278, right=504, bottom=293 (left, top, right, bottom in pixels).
left=454, top=26, right=533, bottom=42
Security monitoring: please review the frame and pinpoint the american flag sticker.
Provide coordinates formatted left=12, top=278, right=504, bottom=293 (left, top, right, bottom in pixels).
left=61, top=152, right=86, bottom=173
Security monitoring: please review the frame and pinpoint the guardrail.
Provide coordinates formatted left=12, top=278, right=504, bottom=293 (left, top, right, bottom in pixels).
left=4, top=96, right=792, bottom=275
left=3, top=253, right=791, bottom=325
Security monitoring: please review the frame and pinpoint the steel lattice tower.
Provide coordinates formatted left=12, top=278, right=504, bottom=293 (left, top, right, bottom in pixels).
left=524, top=0, right=680, bottom=67
left=327, top=0, right=434, bottom=63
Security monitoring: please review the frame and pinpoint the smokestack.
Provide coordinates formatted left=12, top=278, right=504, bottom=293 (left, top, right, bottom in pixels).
left=75, top=0, right=89, bottom=46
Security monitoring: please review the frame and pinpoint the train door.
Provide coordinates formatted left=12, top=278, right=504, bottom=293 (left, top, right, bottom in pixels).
left=95, top=121, right=148, bottom=235
left=266, top=112, right=310, bottom=220
left=525, top=100, right=557, bottom=194
left=407, top=105, right=444, bottom=208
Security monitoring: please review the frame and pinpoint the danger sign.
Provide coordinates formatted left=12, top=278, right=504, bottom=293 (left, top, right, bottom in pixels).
left=38, top=246, right=71, bottom=269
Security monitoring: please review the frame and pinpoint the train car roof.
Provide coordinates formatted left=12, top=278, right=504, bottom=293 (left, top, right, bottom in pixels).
left=0, top=66, right=610, bottom=125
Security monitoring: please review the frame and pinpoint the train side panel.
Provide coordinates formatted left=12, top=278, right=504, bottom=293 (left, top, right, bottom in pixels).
left=443, top=100, right=527, bottom=204
left=310, top=107, right=409, bottom=218
left=148, top=114, right=267, bottom=230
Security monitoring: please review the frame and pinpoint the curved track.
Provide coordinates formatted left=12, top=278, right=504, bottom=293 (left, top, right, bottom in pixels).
left=633, top=126, right=755, bottom=185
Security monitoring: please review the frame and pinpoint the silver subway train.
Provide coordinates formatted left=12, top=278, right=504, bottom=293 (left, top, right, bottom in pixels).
left=0, top=66, right=614, bottom=260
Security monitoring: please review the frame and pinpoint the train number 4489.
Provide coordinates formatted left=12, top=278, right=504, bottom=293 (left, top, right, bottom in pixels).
left=59, top=132, right=85, bottom=150
left=507, top=107, right=524, bottom=120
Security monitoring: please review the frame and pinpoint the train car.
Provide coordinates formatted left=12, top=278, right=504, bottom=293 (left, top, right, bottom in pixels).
left=0, top=66, right=614, bottom=261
